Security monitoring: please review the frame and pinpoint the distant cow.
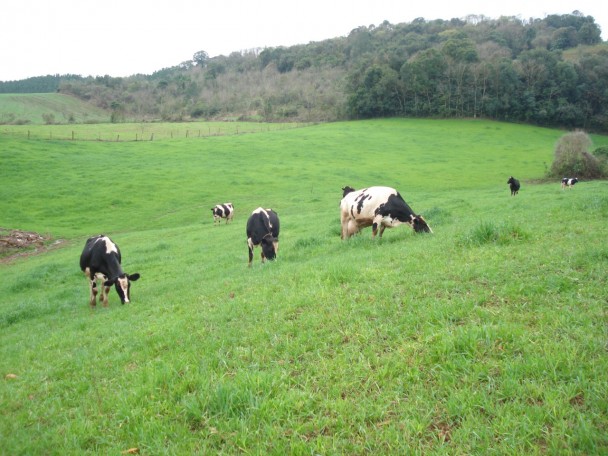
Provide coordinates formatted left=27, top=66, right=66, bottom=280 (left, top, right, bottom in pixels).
left=561, top=177, right=579, bottom=189
left=246, top=208, right=280, bottom=266
left=211, top=203, right=234, bottom=224
left=340, top=186, right=432, bottom=239
left=80, top=235, right=140, bottom=307
left=507, top=176, right=520, bottom=196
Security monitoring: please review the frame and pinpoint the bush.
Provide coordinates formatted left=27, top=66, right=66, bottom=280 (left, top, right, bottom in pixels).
left=593, top=146, right=608, bottom=160
left=549, top=130, right=604, bottom=178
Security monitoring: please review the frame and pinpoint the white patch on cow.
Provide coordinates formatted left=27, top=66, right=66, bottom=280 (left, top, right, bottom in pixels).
left=118, top=276, right=130, bottom=303
left=99, top=236, right=118, bottom=254
left=252, top=207, right=273, bottom=228
left=94, top=272, right=108, bottom=281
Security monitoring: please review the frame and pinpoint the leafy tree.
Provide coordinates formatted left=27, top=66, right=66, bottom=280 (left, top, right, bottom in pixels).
left=193, top=50, right=209, bottom=67
left=347, top=64, right=402, bottom=118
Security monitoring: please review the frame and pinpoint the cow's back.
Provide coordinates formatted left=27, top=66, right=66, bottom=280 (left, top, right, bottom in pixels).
left=341, top=186, right=398, bottom=220
left=80, top=235, right=121, bottom=273
left=247, top=208, right=279, bottom=241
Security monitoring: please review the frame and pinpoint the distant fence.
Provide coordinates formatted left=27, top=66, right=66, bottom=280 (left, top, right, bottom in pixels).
left=0, top=122, right=315, bottom=142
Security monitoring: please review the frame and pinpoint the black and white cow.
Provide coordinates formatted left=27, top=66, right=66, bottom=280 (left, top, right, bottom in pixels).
left=211, top=203, right=234, bottom=224
left=507, top=176, right=520, bottom=196
left=340, top=186, right=432, bottom=239
left=561, top=177, right=579, bottom=189
left=246, top=208, right=280, bottom=266
left=80, top=235, right=140, bottom=307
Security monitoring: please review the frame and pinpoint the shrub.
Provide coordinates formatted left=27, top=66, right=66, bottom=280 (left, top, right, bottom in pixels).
left=593, top=146, right=608, bottom=160
left=549, top=130, right=604, bottom=178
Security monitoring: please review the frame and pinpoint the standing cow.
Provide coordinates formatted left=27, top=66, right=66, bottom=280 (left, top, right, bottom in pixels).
left=507, top=176, right=521, bottom=196
left=80, top=235, right=140, bottom=307
left=211, top=203, right=234, bottom=224
left=561, top=177, right=578, bottom=189
left=246, top=208, right=280, bottom=266
left=340, top=186, right=431, bottom=239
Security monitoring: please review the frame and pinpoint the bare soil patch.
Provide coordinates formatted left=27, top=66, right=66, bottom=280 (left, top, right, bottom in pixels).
left=0, top=228, right=63, bottom=262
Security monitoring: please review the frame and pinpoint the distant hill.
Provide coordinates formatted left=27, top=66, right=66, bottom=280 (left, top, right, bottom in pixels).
left=0, top=93, right=110, bottom=125
left=1, top=13, right=607, bottom=131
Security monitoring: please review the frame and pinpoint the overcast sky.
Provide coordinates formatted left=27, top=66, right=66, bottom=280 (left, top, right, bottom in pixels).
left=1, top=0, right=605, bottom=82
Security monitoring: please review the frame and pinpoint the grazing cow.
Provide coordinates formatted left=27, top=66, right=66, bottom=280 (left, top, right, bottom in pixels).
left=340, top=186, right=432, bottom=239
left=246, top=208, right=280, bottom=266
left=561, top=177, right=579, bottom=189
left=211, top=203, right=234, bottom=224
left=507, top=176, right=521, bottom=196
left=80, top=235, right=140, bottom=307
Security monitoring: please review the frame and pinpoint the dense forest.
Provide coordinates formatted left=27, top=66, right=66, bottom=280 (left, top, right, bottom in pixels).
left=2, top=12, right=607, bottom=131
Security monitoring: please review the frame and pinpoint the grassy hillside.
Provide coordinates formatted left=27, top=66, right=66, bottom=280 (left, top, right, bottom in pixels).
left=0, top=93, right=109, bottom=125
left=1, top=119, right=607, bottom=454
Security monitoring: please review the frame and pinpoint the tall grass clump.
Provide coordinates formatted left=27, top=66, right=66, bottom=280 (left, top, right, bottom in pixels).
left=460, top=221, right=529, bottom=246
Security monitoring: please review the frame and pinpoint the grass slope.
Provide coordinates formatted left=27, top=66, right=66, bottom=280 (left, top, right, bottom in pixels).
left=1, top=119, right=607, bottom=454
left=0, top=93, right=109, bottom=125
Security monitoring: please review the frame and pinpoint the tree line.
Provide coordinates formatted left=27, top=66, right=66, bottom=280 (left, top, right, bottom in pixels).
left=3, top=12, right=607, bottom=132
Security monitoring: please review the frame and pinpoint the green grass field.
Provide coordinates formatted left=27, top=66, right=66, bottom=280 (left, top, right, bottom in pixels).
left=1, top=119, right=607, bottom=454
left=1, top=119, right=312, bottom=141
left=0, top=93, right=110, bottom=125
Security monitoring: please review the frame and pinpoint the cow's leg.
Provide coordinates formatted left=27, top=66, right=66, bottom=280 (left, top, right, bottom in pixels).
left=379, top=225, right=387, bottom=238
left=372, top=216, right=384, bottom=239
left=247, top=238, right=254, bottom=267
left=261, top=251, right=266, bottom=263
left=340, top=213, right=349, bottom=239
left=347, top=220, right=358, bottom=238
left=84, top=268, right=97, bottom=307
left=101, top=278, right=111, bottom=307
left=102, top=285, right=111, bottom=307
left=89, top=280, right=98, bottom=307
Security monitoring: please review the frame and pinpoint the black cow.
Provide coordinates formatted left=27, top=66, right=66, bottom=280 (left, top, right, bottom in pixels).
left=246, top=208, right=280, bottom=266
left=507, top=176, right=520, bottom=196
left=80, top=235, right=140, bottom=307
left=340, top=186, right=431, bottom=239
left=211, top=203, right=234, bottom=224
left=561, top=177, right=579, bottom=189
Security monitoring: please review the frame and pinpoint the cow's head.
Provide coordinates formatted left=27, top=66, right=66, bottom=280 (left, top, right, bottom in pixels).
left=507, top=177, right=514, bottom=184
left=105, top=273, right=140, bottom=303
left=260, top=235, right=278, bottom=261
left=342, top=186, right=356, bottom=197
left=411, top=215, right=432, bottom=233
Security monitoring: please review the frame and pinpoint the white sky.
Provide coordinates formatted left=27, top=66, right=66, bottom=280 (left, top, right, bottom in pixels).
left=1, top=0, right=606, bottom=82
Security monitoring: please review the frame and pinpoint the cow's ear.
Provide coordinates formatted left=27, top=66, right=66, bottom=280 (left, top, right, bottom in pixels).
left=128, top=273, right=141, bottom=281
left=103, top=279, right=114, bottom=287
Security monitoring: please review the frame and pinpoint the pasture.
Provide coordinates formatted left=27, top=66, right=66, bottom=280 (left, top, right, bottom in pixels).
left=0, top=93, right=109, bottom=125
left=1, top=119, right=607, bottom=454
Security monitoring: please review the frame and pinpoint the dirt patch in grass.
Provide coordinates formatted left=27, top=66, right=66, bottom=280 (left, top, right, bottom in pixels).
left=0, top=228, right=64, bottom=263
